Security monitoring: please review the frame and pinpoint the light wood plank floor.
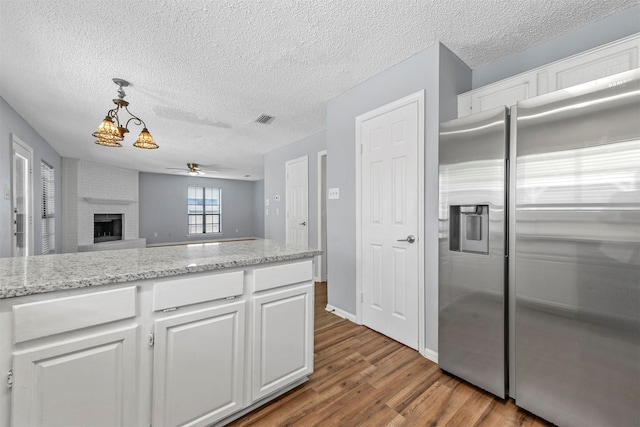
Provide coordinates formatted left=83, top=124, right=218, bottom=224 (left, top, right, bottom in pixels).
left=228, top=282, right=552, bottom=427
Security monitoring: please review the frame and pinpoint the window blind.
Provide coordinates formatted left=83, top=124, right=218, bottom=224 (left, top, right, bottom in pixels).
left=41, top=161, right=55, bottom=254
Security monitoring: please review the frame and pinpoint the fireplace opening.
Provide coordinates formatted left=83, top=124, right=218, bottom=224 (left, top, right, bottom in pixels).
left=94, top=214, right=123, bottom=243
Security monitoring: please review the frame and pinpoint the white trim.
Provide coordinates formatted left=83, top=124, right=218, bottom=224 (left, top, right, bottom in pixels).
left=316, top=150, right=328, bottom=282
left=354, top=90, right=426, bottom=353
left=422, top=348, right=438, bottom=364
left=12, top=134, right=34, bottom=257
left=325, top=304, right=357, bottom=323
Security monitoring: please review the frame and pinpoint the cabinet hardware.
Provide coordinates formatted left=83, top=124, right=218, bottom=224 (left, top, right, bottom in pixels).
left=148, top=332, right=155, bottom=347
left=7, top=370, right=13, bottom=389
left=162, top=307, right=177, bottom=313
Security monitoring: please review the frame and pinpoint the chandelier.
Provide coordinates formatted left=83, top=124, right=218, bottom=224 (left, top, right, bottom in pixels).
left=92, top=78, right=158, bottom=149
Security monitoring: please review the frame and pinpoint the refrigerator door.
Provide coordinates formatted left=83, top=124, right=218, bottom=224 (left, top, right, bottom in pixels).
left=514, top=69, right=640, bottom=427
left=439, top=106, right=508, bottom=398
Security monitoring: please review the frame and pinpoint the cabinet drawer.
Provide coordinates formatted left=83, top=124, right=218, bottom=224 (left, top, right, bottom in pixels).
left=13, top=287, right=136, bottom=343
left=153, top=270, right=244, bottom=311
left=253, top=260, right=313, bottom=292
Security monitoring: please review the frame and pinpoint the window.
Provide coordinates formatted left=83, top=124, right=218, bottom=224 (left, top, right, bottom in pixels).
left=188, top=186, right=221, bottom=234
left=41, top=161, right=55, bottom=254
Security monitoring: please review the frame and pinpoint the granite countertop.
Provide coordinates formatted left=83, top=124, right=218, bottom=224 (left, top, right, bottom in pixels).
left=0, top=239, right=321, bottom=299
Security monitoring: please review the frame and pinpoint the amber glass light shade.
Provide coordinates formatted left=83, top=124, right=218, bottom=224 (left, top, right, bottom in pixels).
left=133, top=128, right=159, bottom=149
left=95, top=136, right=122, bottom=147
left=92, top=116, right=124, bottom=142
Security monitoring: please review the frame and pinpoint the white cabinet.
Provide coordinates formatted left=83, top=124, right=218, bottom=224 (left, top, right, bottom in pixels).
left=0, top=260, right=315, bottom=427
left=152, top=300, right=245, bottom=427
left=4, top=287, right=139, bottom=427
left=11, top=326, right=138, bottom=427
left=251, top=261, right=314, bottom=402
left=458, top=33, right=640, bottom=117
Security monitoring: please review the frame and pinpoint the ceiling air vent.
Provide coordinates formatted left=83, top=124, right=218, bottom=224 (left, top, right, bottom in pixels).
left=254, top=114, right=275, bottom=125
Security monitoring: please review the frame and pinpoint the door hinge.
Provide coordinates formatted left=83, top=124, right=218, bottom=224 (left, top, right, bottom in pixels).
left=361, top=292, right=364, bottom=303
left=360, top=144, right=363, bottom=154
left=7, top=370, right=13, bottom=389
left=148, top=332, right=155, bottom=347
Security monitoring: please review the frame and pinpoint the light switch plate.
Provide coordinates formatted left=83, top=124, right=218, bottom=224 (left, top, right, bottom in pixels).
left=328, top=188, right=340, bottom=199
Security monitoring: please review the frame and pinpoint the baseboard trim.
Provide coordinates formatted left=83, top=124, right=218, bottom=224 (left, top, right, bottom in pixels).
left=325, top=304, right=357, bottom=323
left=422, top=348, right=438, bottom=364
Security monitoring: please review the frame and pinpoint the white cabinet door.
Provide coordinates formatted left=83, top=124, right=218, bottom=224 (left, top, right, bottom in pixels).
left=152, top=300, right=245, bottom=427
left=252, top=282, right=313, bottom=402
left=11, top=326, right=138, bottom=427
left=543, top=35, right=639, bottom=92
left=469, top=72, right=538, bottom=115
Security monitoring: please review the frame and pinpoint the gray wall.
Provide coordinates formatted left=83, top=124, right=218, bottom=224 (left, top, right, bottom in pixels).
left=473, top=5, right=640, bottom=88
left=263, top=131, right=326, bottom=249
left=252, top=179, right=265, bottom=238
left=0, top=97, right=62, bottom=257
left=139, top=172, right=260, bottom=245
left=325, top=43, right=471, bottom=354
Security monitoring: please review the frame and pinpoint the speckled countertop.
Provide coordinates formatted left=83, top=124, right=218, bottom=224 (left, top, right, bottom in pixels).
left=0, top=239, right=321, bottom=299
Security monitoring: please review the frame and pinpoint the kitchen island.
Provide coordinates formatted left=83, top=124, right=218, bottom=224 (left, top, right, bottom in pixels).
left=0, top=239, right=321, bottom=427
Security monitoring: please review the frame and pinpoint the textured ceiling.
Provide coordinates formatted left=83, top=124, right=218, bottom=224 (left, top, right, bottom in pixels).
left=0, top=0, right=636, bottom=180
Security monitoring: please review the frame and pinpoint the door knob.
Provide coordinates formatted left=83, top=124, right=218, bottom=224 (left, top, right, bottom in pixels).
left=300, top=221, right=307, bottom=226
left=397, top=235, right=415, bottom=243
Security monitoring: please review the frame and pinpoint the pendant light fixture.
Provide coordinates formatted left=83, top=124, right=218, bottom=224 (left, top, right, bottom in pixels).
left=92, top=78, right=158, bottom=149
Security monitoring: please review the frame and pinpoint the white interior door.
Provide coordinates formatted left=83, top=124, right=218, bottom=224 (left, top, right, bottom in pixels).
left=12, top=135, right=33, bottom=257
left=286, top=156, right=308, bottom=247
left=357, top=92, right=424, bottom=350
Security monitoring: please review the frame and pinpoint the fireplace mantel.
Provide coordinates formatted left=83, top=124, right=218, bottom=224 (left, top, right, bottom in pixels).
left=83, top=197, right=136, bottom=205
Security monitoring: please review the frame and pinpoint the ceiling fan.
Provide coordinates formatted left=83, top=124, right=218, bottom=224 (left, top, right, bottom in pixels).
left=166, top=163, right=220, bottom=176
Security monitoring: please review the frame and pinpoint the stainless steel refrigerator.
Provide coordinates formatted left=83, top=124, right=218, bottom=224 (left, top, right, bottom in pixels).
left=438, top=68, right=640, bottom=426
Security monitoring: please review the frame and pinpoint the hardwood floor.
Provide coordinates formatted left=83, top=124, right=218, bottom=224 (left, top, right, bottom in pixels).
left=228, top=282, right=551, bottom=427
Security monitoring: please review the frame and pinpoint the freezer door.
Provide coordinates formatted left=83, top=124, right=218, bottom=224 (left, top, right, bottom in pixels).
left=514, top=69, right=640, bottom=427
left=438, top=106, right=508, bottom=398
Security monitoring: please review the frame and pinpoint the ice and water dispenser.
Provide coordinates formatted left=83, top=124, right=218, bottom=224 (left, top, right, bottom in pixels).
left=449, top=205, right=489, bottom=255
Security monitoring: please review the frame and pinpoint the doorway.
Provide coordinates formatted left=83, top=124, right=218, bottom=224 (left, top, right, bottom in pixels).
left=12, top=135, right=33, bottom=257
left=285, top=156, right=308, bottom=247
left=355, top=91, right=425, bottom=351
